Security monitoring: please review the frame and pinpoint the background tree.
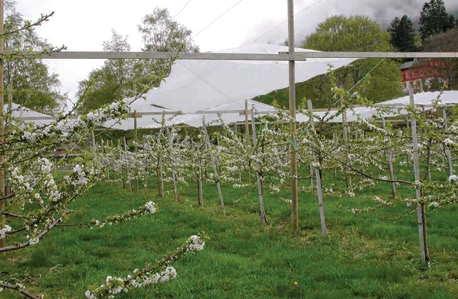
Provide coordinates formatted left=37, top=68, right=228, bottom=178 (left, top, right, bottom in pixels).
left=76, top=7, right=198, bottom=113
left=303, top=15, right=403, bottom=105
left=419, top=0, right=455, bottom=41
left=138, top=7, right=199, bottom=53
left=3, top=3, right=67, bottom=115
left=76, top=30, right=141, bottom=113
left=256, top=15, right=403, bottom=108
left=388, top=15, right=417, bottom=52
left=136, top=7, right=199, bottom=86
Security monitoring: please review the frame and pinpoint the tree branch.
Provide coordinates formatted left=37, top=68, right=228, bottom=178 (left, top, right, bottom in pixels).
left=1, top=12, right=54, bottom=38
left=0, top=216, right=61, bottom=253
left=2, top=283, right=42, bottom=299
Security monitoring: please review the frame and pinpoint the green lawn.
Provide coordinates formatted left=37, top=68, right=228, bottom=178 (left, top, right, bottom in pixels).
left=1, top=172, right=458, bottom=299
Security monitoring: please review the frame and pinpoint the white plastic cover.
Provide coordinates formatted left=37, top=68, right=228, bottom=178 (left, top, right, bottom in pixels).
left=137, top=44, right=357, bottom=114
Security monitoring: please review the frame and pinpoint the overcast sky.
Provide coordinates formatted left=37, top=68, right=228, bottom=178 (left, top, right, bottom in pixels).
left=13, top=0, right=458, bottom=107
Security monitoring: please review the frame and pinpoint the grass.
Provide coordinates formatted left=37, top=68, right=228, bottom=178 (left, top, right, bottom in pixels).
left=1, top=169, right=458, bottom=299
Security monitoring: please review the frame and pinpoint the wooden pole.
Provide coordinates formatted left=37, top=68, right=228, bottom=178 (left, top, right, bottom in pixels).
left=143, top=147, right=148, bottom=194
left=443, top=108, right=454, bottom=177
left=333, top=132, right=338, bottom=179
left=382, top=117, right=397, bottom=197
left=202, top=120, right=226, bottom=216
left=167, top=128, right=179, bottom=201
left=309, top=163, right=314, bottom=190
left=4, top=81, right=11, bottom=200
left=157, top=131, right=164, bottom=198
left=251, top=108, right=267, bottom=225
left=197, top=162, right=203, bottom=207
left=342, top=110, right=352, bottom=188
left=0, top=0, right=5, bottom=249
left=288, top=0, right=299, bottom=231
left=123, top=137, right=132, bottom=191
left=408, top=83, right=430, bottom=266
left=307, top=100, right=327, bottom=236
left=133, top=110, right=138, bottom=141
left=91, top=129, right=96, bottom=151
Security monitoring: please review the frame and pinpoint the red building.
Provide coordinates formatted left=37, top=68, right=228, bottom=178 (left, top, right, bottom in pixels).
left=400, top=59, right=447, bottom=93
left=400, top=28, right=458, bottom=93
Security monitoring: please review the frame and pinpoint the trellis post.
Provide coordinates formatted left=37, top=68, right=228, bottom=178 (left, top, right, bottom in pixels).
left=443, top=108, right=454, bottom=177
left=288, top=0, right=299, bottom=231
left=202, top=119, right=226, bottom=216
left=307, top=100, right=327, bottom=236
left=342, top=110, right=352, bottom=188
left=408, top=83, right=430, bottom=266
left=251, top=108, right=267, bottom=225
left=382, top=117, right=396, bottom=197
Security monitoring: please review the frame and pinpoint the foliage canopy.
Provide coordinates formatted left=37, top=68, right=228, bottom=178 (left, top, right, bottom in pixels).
left=419, top=0, right=456, bottom=41
left=76, top=7, right=198, bottom=113
left=256, top=15, right=402, bottom=109
left=3, top=4, right=67, bottom=115
left=388, top=15, right=417, bottom=52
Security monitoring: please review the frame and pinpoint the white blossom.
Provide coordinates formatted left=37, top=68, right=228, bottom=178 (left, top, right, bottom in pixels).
left=29, top=237, right=40, bottom=246
left=84, top=290, right=95, bottom=299
left=0, top=225, right=12, bottom=239
left=73, top=164, right=89, bottom=185
left=144, top=201, right=156, bottom=214
left=187, top=235, right=205, bottom=251
left=444, top=138, right=455, bottom=146
left=428, top=201, right=439, bottom=209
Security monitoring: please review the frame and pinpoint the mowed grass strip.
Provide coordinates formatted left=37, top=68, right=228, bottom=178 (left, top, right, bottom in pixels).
left=1, top=173, right=458, bottom=299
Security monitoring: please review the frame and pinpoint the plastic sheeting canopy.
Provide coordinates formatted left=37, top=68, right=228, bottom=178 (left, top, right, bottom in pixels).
left=137, top=43, right=357, bottom=114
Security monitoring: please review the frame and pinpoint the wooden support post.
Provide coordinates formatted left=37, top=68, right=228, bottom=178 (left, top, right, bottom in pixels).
left=197, top=165, right=203, bottom=207
left=251, top=108, right=267, bottom=225
left=143, top=148, right=148, bottom=194
left=382, top=117, right=397, bottom=197
left=155, top=128, right=165, bottom=198
left=333, top=132, right=338, bottom=179
left=202, top=120, right=226, bottom=216
left=443, top=108, right=454, bottom=177
left=288, top=0, right=299, bottom=231
left=133, top=110, right=139, bottom=191
left=91, top=129, right=96, bottom=151
left=342, top=110, right=352, bottom=188
left=133, top=110, right=138, bottom=142
left=4, top=82, right=12, bottom=201
left=244, top=99, right=249, bottom=142
left=307, top=100, right=327, bottom=236
left=123, top=137, right=132, bottom=191
left=309, top=163, right=314, bottom=190
left=408, top=83, right=430, bottom=266
left=166, top=128, right=179, bottom=201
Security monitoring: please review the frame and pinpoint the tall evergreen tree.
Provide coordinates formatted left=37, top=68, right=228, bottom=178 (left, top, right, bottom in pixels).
left=388, top=15, right=417, bottom=52
left=419, top=0, right=455, bottom=40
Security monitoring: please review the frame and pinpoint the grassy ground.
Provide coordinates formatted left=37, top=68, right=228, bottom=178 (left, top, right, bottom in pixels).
left=1, top=170, right=458, bottom=299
